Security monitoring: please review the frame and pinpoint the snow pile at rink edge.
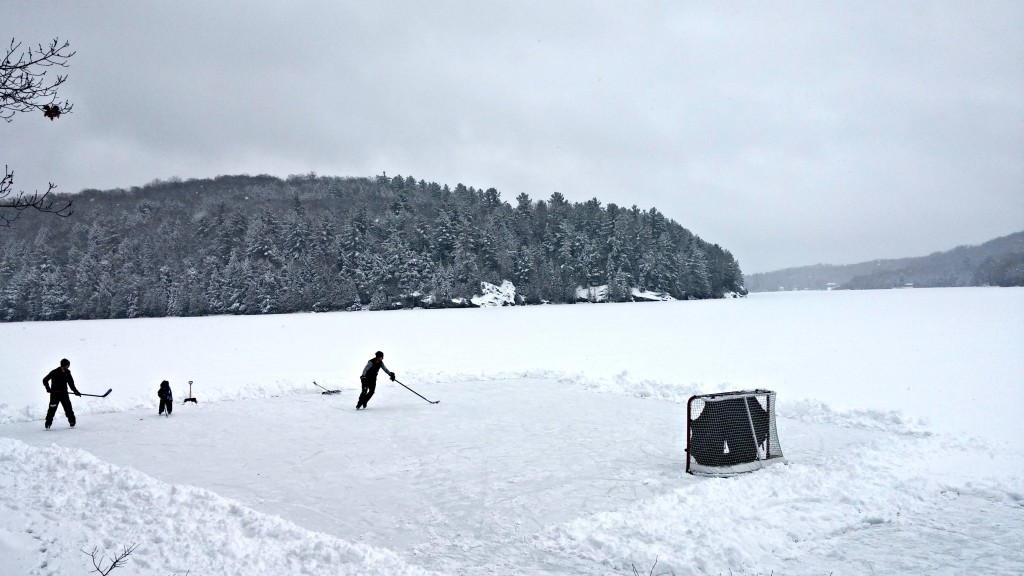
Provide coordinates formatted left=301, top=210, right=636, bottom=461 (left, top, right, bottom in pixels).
left=0, top=437, right=439, bottom=576
left=533, top=426, right=1024, bottom=575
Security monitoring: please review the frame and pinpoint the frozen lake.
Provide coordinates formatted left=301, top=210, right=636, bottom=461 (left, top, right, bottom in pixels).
left=1, top=287, right=1022, bottom=575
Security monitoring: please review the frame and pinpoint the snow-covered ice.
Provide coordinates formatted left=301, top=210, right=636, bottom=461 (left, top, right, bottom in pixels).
left=1, top=287, right=1022, bottom=575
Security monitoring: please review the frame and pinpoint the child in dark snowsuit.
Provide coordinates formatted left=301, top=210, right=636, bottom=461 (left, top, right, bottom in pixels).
left=158, top=380, right=173, bottom=416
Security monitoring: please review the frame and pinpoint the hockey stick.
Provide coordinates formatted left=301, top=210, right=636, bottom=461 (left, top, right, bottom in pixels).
left=78, top=388, right=112, bottom=398
left=313, top=381, right=341, bottom=395
left=394, top=379, right=440, bottom=404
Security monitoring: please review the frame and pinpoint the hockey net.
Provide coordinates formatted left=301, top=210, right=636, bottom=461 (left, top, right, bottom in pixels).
left=686, top=389, right=785, bottom=476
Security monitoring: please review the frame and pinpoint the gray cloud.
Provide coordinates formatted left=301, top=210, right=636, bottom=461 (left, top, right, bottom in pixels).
left=4, top=1, right=1022, bottom=272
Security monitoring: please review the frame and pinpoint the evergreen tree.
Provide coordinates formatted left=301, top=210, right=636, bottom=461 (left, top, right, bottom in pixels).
left=683, top=242, right=712, bottom=299
left=369, top=287, right=391, bottom=311
left=38, top=257, right=70, bottom=320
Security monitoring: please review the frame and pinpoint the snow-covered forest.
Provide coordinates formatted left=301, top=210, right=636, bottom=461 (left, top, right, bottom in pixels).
left=0, top=174, right=744, bottom=322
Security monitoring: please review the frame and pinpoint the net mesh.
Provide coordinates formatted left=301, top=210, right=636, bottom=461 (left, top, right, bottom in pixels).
left=686, top=389, right=785, bottom=476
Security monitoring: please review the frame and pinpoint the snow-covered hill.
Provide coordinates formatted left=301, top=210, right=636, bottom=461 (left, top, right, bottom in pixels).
left=1, top=288, right=1022, bottom=575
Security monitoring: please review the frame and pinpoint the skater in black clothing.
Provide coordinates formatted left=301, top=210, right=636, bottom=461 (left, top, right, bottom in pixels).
left=158, top=380, right=173, bottom=416
left=42, top=358, right=80, bottom=429
left=356, top=351, right=395, bottom=410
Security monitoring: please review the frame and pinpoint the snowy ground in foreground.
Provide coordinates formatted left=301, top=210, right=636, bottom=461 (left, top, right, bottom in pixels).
left=1, top=288, right=1022, bottom=575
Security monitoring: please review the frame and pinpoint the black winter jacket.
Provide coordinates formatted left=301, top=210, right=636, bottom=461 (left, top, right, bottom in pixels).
left=361, top=358, right=393, bottom=382
left=43, top=367, right=79, bottom=395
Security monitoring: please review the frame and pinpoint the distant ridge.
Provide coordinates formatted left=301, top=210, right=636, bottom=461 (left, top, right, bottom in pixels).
left=745, top=231, right=1024, bottom=291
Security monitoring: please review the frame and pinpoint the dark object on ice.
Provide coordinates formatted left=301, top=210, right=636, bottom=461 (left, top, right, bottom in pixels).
left=183, top=380, right=198, bottom=404
left=686, top=389, right=784, bottom=476
left=158, top=380, right=173, bottom=416
left=43, top=358, right=80, bottom=428
left=356, top=351, right=395, bottom=409
left=313, top=381, right=341, bottom=395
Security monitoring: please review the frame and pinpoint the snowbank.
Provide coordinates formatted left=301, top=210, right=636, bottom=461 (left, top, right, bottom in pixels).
left=470, top=280, right=517, bottom=307
left=573, top=285, right=677, bottom=302
left=0, top=438, right=437, bottom=576
left=630, top=287, right=675, bottom=301
left=537, top=433, right=1024, bottom=574
left=576, top=285, right=609, bottom=302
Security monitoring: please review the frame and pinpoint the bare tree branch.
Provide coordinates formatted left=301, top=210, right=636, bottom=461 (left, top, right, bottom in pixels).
left=1, top=37, right=75, bottom=122
left=1, top=37, right=76, bottom=227
left=0, top=165, right=73, bottom=227
left=632, top=556, right=667, bottom=576
left=83, top=543, right=139, bottom=576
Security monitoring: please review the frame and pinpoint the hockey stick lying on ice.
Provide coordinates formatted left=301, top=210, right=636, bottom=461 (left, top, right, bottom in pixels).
left=313, top=381, right=341, bottom=395
left=394, top=379, right=440, bottom=404
left=78, top=388, right=112, bottom=398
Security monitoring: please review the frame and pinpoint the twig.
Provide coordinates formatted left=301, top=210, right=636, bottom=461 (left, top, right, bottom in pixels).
left=82, top=543, right=139, bottom=575
left=632, top=556, right=660, bottom=576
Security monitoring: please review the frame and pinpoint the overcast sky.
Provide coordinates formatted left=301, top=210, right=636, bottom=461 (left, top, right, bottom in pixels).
left=4, top=1, right=1022, bottom=273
